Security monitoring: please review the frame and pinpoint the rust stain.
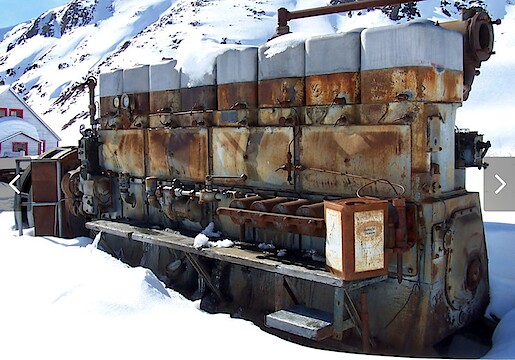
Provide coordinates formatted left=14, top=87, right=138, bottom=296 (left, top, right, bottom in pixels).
left=147, top=129, right=173, bottom=178
left=213, top=109, right=258, bottom=126
left=361, top=67, right=462, bottom=104
left=100, top=96, right=116, bottom=117
left=217, top=82, right=258, bottom=110
left=258, top=108, right=300, bottom=126
left=306, top=72, right=360, bottom=106
left=99, top=130, right=145, bottom=177
left=150, top=90, right=181, bottom=114
left=212, top=127, right=293, bottom=189
left=181, top=86, right=217, bottom=111
left=258, top=78, right=305, bottom=108
left=300, top=126, right=410, bottom=197
left=173, top=110, right=213, bottom=127
left=166, top=128, right=208, bottom=182
left=212, top=127, right=249, bottom=181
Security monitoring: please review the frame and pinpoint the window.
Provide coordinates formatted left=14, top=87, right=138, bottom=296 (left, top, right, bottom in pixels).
left=0, top=108, right=6, bottom=117
left=40, top=140, right=46, bottom=155
left=9, top=108, right=23, bottom=118
left=12, top=142, right=28, bottom=154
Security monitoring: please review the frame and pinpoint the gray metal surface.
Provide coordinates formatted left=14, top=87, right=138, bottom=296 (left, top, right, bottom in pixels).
left=216, top=47, right=258, bottom=84
left=258, top=36, right=305, bottom=80
left=123, top=65, right=150, bottom=93
left=305, top=29, right=362, bottom=75
left=99, top=69, right=123, bottom=97
left=361, top=20, right=463, bottom=71
left=150, top=60, right=181, bottom=91
left=265, top=305, right=334, bottom=340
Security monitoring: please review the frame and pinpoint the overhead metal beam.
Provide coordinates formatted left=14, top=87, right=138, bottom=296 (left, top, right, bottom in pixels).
left=276, top=0, right=427, bottom=36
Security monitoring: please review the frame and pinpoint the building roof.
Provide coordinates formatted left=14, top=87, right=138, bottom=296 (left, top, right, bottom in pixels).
left=0, top=131, right=42, bottom=143
left=0, top=85, right=61, bottom=141
left=0, top=117, right=41, bottom=141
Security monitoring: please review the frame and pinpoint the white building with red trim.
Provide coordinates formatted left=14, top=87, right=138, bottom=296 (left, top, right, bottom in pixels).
left=0, top=85, right=60, bottom=157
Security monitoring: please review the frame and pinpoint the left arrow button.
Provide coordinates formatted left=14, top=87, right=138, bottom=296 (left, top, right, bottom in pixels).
left=9, top=174, right=21, bottom=194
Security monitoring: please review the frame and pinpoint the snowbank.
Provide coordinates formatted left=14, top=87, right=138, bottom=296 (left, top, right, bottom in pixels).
left=0, top=208, right=514, bottom=358
left=0, top=211, right=358, bottom=360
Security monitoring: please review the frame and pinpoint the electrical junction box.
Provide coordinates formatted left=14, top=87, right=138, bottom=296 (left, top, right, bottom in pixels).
left=324, top=198, right=388, bottom=280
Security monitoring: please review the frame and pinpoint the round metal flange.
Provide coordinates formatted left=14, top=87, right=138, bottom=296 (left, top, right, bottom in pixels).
left=469, top=12, right=494, bottom=62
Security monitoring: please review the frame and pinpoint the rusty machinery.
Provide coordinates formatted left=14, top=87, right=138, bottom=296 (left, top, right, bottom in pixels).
left=27, top=0, right=499, bottom=355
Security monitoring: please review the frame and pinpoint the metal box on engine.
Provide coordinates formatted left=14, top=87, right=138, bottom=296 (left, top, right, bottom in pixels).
left=325, top=198, right=388, bottom=280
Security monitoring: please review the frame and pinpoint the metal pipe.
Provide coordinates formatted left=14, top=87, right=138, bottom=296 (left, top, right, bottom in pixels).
left=56, top=160, right=63, bottom=237
left=276, top=0, right=428, bottom=36
left=439, top=9, right=497, bottom=100
left=86, top=76, right=97, bottom=126
left=15, top=159, right=23, bottom=236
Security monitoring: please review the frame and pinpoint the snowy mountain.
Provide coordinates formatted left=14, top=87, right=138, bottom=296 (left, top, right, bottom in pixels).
left=0, top=0, right=511, bottom=144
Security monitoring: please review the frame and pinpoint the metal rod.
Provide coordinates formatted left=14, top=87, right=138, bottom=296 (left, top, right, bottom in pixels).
left=333, top=287, right=345, bottom=340
left=283, top=277, right=300, bottom=306
left=56, top=159, right=63, bottom=238
left=361, top=292, right=371, bottom=353
left=275, top=274, right=284, bottom=311
left=277, top=0, right=427, bottom=35
left=15, top=159, right=23, bottom=236
left=184, top=253, right=225, bottom=303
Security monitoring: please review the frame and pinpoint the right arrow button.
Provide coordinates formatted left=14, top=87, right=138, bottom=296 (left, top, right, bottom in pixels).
left=494, top=174, right=507, bottom=195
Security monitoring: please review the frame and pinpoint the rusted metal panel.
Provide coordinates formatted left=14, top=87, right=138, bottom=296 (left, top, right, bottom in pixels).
left=258, top=108, right=301, bottom=126
left=32, top=149, right=84, bottom=238
left=127, top=92, right=150, bottom=128
left=217, top=82, right=258, bottom=110
left=99, top=93, right=150, bottom=129
left=305, top=72, right=360, bottom=106
left=173, top=110, right=213, bottom=127
left=32, top=161, right=58, bottom=236
left=149, top=89, right=181, bottom=113
left=149, top=113, right=173, bottom=128
left=304, top=104, right=359, bottom=126
left=212, top=127, right=294, bottom=190
left=99, top=96, right=129, bottom=129
left=361, top=67, right=463, bottom=103
left=213, top=109, right=257, bottom=126
left=147, top=128, right=172, bottom=179
left=181, top=85, right=217, bottom=111
left=359, top=102, right=459, bottom=197
left=359, top=102, right=422, bottom=125
left=32, top=162, right=58, bottom=203
left=300, top=125, right=411, bottom=197
left=441, top=208, right=487, bottom=311
left=100, top=96, right=117, bottom=118
left=167, top=128, right=208, bottom=182
left=385, top=193, right=489, bottom=351
left=258, top=78, right=305, bottom=108
left=99, top=130, right=145, bottom=177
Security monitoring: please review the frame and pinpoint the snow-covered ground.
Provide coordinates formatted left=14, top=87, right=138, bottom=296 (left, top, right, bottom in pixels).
left=0, top=204, right=513, bottom=359
left=0, top=210, right=352, bottom=360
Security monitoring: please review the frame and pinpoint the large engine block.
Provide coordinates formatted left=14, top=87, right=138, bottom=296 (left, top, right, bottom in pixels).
left=47, top=6, right=497, bottom=354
